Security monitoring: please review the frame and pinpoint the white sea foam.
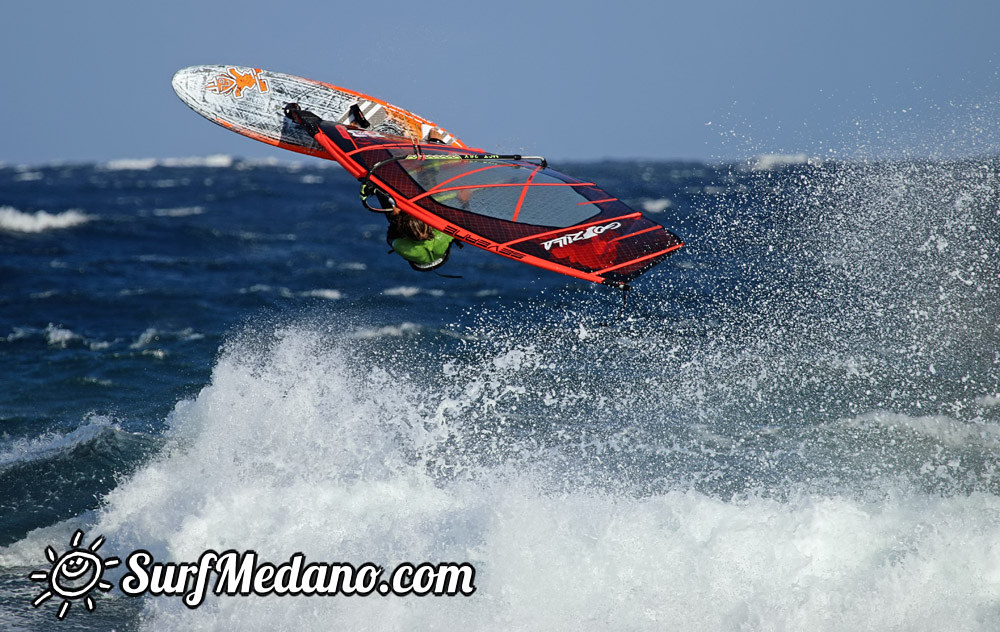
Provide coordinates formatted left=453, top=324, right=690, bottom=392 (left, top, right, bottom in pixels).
left=239, top=285, right=341, bottom=300
left=6, top=323, right=81, bottom=347
left=44, top=323, right=79, bottom=348
left=102, top=158, right=159, bottom=171
left=152, top=206, right=205, bottom=217
left=102, top=155, right=235, bottom=171
left=64, top=326, right=1000, bottom=630
left=0, top=206, right=90, bottom=233
left=749, top=153, right=819, bottom=170
left=3, top=323, right=113, bottom=350
left=640, top=197, right=672, bottom=213
left=384, top=286, right=422, bottom=298
left=130, top=328, right=161, bottom=350
left=336, top=262, right=368, bottom=271
left=235, top=156, right=283, bottom=169
left=13, top=170, right=43, bottom=182
left=843, top=411, right=1000, bottom=449
left=976, top=394, right=1000, bottom=408
left=384, top=286, right=445, bottom=298
left=239, top=284, right=275, bottom=294
left=130, top=327, right=205, bottom=349
left=0, top=515, right=96, bottom=567
left=0, top=416, right=117, bottom=469
left=302, top=289, right=344, bottom=300
left=348, top=322, right=421, bottom=339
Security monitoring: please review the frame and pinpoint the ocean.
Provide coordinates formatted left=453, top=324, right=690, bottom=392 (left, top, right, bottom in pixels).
left=0, top=152, right=998, bottom=630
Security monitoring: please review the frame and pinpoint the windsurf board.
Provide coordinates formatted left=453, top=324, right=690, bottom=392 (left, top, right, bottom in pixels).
left=171, top=65, right=465, bottom=159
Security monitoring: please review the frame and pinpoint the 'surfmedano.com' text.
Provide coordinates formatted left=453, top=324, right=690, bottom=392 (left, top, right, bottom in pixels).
left=120, top=549, right=477, bottom=607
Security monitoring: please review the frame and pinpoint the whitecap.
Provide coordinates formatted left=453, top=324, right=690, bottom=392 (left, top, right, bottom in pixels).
left=384, top=286, right=422, bottom=297
left=152, top=206, right=205, bottom=217
left=44, top=323, right=80, bottom=348
left=384, top=286, right=445, bottom=298
left=302, top=289, right=344, bottom=300
left=0, top=206, right=91, bottom=233
left=750, top=153, right=817, bottom=170
left=102, top=155, right=234, bottom=170
left=0, top=416, right=117, bottom=469
left=641, top=198, right=673, bottom=213
left=349, top=322, right=421, bottom=338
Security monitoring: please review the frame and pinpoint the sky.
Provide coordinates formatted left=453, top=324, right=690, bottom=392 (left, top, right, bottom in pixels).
left=2, top=0, right=999, bottom=164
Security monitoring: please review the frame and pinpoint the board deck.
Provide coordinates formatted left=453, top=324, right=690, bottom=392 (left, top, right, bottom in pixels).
left=172, top=65, right=466, bottom=159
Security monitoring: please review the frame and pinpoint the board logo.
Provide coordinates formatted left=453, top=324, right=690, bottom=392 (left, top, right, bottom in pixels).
left=29, top=530, right=120, bottom=620
left=206, top=67, right=269, bottom=98
left=541, top=221, right=622, bottom=251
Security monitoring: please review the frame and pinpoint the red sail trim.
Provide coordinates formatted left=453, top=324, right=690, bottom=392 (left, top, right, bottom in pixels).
left=595, top=243, right=685, bottom=275
left=410, top=181, right=594, bottom=204
left=512, top=166, right=542, bottom=222
left=422, top=181, right=592, bottom=193
left=610, top=225, right=663, bottom=242
left=425, top=163, right=510, bottom=194
left=577, top=197, right=618, bottom=206
left=313, top=125, right=366, bottom=178
left=500, top=212, right=643, bottom=247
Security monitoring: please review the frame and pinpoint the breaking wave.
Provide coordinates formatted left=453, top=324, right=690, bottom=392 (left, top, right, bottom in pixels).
left=0, top=206, right=90, bottom=233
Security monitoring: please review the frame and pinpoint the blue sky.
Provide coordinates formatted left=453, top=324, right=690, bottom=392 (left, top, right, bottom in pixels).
left=2, top=0, right=999, bottom=164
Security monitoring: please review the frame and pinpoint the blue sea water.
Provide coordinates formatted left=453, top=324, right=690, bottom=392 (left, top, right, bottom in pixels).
left=0, top=151, right=998, bottom=630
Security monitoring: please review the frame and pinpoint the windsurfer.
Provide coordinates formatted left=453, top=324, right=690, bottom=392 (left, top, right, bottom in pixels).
left=380, top=127, right=457, bottom=271
left=385, top=207, right=454, bottom=272
left=283, top=102, right=456, bottom=273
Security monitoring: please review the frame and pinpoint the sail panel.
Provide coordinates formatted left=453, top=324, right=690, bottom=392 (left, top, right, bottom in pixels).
left=325, top=123, right=684, bottom=285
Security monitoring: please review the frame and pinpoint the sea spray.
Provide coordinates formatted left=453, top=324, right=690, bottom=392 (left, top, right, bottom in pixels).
left=2, top=149, right=998, bottom=630
left=77, top=306, right=1000, bottom=629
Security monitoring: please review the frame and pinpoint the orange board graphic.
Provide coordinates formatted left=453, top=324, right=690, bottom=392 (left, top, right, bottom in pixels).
left=205, top=67, right=269, bottom=98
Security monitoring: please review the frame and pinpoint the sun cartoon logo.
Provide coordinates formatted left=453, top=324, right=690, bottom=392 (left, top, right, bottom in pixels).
left=29, top=529, right=120, bottom=620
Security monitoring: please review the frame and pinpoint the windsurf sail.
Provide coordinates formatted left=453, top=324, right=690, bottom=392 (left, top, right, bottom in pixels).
left=285, top=104, right=684, bottom=287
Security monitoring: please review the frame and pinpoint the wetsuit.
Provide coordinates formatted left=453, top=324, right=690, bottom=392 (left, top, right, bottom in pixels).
left=386, top=220, right=454, bottom=271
